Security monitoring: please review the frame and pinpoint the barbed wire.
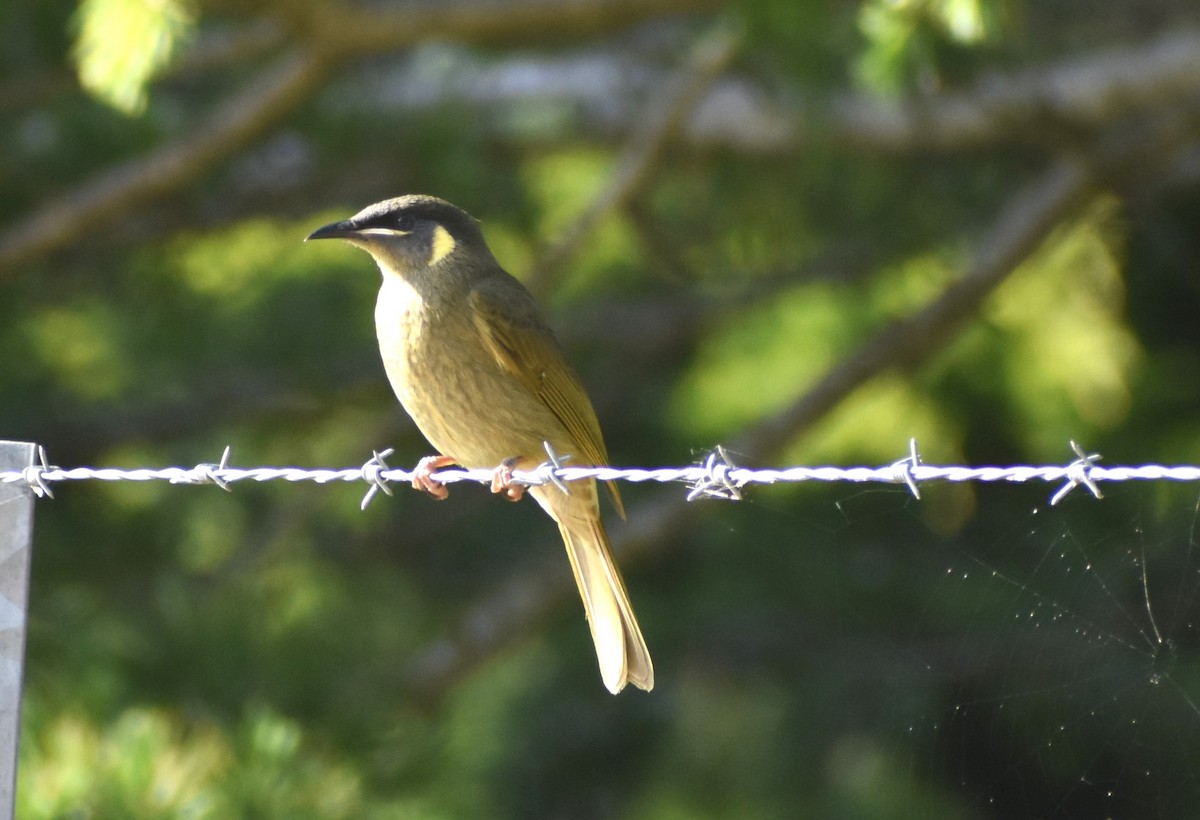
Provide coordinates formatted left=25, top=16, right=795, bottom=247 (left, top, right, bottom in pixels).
left=4, top=439, right=1200, bottom=509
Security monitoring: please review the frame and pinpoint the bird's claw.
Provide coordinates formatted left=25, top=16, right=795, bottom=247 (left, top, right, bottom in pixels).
left=491, top=457, right=526, bottom=502
left=412, top=455, right=456, bottom=500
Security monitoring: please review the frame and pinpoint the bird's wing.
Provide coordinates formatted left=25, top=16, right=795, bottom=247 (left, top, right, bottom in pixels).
left=469, top=277, right=625, bottom=518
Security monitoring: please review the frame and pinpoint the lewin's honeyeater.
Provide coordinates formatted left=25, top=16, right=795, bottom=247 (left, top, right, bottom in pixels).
left=306, top=195, right=653, bottom=693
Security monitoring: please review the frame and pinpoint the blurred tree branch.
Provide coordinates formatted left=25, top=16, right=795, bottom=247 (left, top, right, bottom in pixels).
left=830, top=28, right=1200, bottom=153
left=5, top=18, right=1199, bottom=274
left=299, top=0, right=718, bottom=52
left=527, top=21, right=739, bottom=294
left=0, top=49, right=328, bottom=273
left=0, top=0, right=716, bottom=275
left=273, top=27, right=1200, bottom=155
left=733, top=159, right=1093, bottom=462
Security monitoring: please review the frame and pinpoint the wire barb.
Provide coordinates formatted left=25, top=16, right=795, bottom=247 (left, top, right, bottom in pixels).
left=172, top=445, right=234, bottom=490
left=533, top=441, right=572, bottom=495
left=22, top=445, right=56, bottom=499
left=687, top=445, right=743, bottom=501
left=1050, top=440, right=1104, bottom=505
left=360, top=449, right=396, bottom=510
left=890, top=438, right=923, bottom=500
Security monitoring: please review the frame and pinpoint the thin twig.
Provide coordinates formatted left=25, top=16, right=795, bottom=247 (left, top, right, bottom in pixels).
left=527, top=21, right=740, bottom=294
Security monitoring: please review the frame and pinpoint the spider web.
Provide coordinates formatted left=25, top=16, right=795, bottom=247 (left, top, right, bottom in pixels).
left=822, top=479, right=1200, bottom=818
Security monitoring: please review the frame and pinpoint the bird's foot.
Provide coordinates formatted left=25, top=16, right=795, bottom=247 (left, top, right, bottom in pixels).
left=491, top=457, right=527, bottom=502
left=412, top=455, right=457, bottom=500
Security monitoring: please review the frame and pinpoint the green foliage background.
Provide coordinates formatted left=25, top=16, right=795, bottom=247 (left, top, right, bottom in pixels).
left=4, top=0, right=1200, bottom=817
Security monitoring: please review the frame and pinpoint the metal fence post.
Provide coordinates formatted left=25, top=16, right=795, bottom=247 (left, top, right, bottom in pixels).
left=0, top=442, right=37, bottom=819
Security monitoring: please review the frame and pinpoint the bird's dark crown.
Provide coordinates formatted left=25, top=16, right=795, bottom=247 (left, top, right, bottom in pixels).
left=350, top=195, right=482, bottom=241
left=307, top=194, right=491, bottom=272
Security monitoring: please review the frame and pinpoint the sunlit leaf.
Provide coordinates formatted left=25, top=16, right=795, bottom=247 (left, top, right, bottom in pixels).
left=856, top=0, right=996, bottom=93
left=72, top=0, right=195, bottom=114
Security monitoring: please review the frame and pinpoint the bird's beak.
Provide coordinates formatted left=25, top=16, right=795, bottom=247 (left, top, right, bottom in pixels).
left=305, top=219, right=358, bottom=242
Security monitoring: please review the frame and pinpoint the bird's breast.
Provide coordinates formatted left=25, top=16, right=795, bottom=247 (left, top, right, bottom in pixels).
left=374, top=275, right=425, bottom=395
left=374, top=275, right=564, bottom=468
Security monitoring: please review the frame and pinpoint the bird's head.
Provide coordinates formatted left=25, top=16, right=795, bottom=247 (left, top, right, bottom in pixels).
left=305, top=194, right=492, bottom=282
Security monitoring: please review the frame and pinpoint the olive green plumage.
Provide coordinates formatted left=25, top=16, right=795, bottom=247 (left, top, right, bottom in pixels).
left=307, top=195, right=652, bottom=693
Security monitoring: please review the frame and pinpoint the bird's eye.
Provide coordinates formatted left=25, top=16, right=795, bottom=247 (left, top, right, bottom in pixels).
left=395, top=215, right=415, bottom=232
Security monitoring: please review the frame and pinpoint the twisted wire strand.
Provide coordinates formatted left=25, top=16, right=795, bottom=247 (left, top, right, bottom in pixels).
left=1, top=440, right=1196, bottom=508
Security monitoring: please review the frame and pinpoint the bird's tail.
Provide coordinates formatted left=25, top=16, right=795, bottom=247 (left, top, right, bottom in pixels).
left=558, top=516, right=654, bottom=693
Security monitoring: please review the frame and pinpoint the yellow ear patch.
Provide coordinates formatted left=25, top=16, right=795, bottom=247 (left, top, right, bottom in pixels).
left=429, top=224, right=456, bottom=266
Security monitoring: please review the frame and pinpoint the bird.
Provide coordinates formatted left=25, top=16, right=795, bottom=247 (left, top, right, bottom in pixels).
left=306, top=194, right=653, bottom=693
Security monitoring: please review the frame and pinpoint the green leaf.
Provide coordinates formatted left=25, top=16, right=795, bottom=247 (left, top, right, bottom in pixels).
left=72, top=0, right=195, bottom=114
